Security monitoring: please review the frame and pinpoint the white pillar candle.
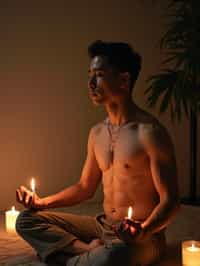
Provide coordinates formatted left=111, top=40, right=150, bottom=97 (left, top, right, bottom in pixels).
left=182, top=240, right=200, bottom=266
left=5, top=206, right=20, bottom=233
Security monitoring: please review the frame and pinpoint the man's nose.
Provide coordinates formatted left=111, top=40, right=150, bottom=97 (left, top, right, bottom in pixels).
left=88, top=75, right=96, bottom=89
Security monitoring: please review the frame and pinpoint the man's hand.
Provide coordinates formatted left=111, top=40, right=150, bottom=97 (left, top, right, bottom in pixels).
left=113, top=219, right=148, bottom=244
left=16, top=186, right=45, bottom=210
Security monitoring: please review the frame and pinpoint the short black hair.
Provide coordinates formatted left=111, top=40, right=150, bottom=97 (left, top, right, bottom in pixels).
left=88, top=40, right=142, bottom=91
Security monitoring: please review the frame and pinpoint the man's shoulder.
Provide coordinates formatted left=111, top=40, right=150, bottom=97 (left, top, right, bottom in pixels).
left=136, top=111, right=172, bottom=148
left=89, top=119, right=107, bottom=137
left=138, top=120, right=166, bottom=136
left=136, top=110, right=165, bottom=134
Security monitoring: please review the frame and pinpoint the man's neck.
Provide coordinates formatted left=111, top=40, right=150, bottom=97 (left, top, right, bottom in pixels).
left=105, top=97, right=138, bottom=126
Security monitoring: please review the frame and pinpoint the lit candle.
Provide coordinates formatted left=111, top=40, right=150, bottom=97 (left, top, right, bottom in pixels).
left=5, top=206, right=20, bottom=233
left=124, top=206, right=141, bottom=232
left=30, top=177, right=35, bottom=193
left=182, top=240, right=200, bottom=266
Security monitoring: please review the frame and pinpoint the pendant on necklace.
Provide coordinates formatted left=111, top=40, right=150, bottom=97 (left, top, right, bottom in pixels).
left=110, top=144, right=114, bottom=163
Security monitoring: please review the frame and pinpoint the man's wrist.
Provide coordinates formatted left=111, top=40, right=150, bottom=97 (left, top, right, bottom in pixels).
left=39, top=197, right=49, bottom=209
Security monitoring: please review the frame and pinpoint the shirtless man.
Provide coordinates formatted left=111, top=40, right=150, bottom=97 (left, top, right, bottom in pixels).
left=16, top=40, right=180, bottom=266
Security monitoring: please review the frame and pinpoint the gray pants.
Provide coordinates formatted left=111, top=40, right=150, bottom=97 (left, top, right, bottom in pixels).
left=16, top=210, right=166, bottom=266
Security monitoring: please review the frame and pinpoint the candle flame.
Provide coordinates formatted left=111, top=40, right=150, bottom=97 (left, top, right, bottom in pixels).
left=31, top=177, right=35, bottom=192
left=186, top=242, right=200, bottom=252
left=128, top=206, right=133, bottom=219
left=190, top=243, right=197, bottom=251
left=11, top=206, right=15, bottom=212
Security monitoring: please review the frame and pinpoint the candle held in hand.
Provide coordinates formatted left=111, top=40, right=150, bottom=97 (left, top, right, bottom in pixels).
left=6, top=206, right=20, bottom=233
left=125, top=206, right=141, bottom=232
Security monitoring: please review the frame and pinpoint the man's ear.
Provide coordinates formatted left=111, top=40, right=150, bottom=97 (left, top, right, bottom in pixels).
left=119, top=72, right=131, bottom=91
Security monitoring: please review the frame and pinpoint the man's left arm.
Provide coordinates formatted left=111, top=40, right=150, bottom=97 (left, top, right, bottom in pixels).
left=140, top=123, right=180, bottom=237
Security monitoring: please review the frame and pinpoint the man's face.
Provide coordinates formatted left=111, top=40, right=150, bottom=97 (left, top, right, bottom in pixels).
left=88, top=56, right=125, bottom=105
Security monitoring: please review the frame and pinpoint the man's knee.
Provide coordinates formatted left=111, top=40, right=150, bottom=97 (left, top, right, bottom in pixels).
left=15, top=209, right=39, bottom=235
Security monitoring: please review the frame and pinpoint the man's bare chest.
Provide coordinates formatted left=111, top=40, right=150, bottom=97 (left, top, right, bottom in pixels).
left=94, top=123, right=146, bottom=172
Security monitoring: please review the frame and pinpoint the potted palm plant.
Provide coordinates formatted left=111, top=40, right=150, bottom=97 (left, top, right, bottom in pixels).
left=145, top=0, right=200, bottom=204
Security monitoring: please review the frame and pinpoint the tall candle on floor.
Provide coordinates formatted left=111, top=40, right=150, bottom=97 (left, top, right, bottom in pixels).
left=6, top=206, right=20, bottom=233
left=182, top=241, right=200, bottom=266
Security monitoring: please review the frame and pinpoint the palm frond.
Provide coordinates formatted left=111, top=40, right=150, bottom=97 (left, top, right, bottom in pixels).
left=146, top=0, right=200, bottom=121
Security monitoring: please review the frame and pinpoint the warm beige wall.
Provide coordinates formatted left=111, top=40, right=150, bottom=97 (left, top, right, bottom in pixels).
left=0, top=1, right=199, bottom=210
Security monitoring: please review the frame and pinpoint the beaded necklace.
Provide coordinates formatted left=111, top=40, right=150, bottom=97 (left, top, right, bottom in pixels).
left=106, top=118, right=124, bottom=163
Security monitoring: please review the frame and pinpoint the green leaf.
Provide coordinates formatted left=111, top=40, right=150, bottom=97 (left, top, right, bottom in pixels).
left=159, top=88, right=173, bottom=113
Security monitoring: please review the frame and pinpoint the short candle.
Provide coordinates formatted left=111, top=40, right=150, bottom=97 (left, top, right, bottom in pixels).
left=6, top=206, right=20, bottom=233
left=125, top=206, right=141, bottom=232
left=182, top=240, right=200, bottom=266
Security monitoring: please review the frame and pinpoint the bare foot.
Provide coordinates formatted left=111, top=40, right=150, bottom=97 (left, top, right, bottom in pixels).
left=87, top=239, right=104, bottom=251
left=67, top=238, right=104, bottom=255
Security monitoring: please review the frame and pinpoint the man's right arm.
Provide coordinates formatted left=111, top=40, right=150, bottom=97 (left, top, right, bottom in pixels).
left=16, top=126, right=102, bottom=209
